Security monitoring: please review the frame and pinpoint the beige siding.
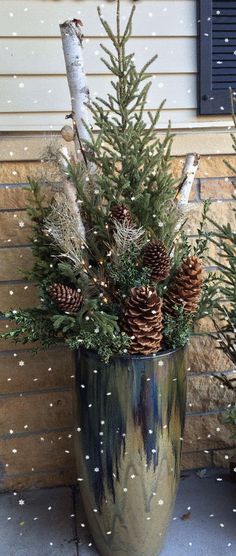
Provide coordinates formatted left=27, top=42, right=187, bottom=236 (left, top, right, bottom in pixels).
left=0, top=0, right=232, bottom=132
left=0, top=0, right=196, bottom=37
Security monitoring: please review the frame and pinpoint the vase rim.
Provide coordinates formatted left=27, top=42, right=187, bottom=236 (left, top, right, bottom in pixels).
left=78, top=344, right=187, bottom=362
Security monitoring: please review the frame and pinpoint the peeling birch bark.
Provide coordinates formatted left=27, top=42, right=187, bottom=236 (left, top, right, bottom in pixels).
left=59, top=146, right=86, bottom=241
left=177, top=153, right=200, bottom=210
left=60, top=19, right=92, bottom=161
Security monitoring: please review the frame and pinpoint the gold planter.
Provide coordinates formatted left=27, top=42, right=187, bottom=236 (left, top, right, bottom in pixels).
left=74, top=347, right=187, bottom=556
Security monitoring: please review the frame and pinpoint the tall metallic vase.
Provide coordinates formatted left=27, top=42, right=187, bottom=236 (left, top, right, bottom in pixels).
left=75, top=347, right=187, bottom=556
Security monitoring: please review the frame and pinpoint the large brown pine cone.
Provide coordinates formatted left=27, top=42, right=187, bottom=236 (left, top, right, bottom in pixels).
left=164, top=256, right=203, bottom=316
left=122, top=286, right=163, bottom=355
left=143, top=240, right=170, bottom=282
left=49, top=284, right=83, bottom=313
left=111, top=204, right=133, bottom=226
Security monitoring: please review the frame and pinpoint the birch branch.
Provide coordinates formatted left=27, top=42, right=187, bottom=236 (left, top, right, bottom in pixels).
left=60, top=19, right=92, bottom=163
left=59, top=146, right=86, bottom=241
left=177, top=153, right=200, bottom=210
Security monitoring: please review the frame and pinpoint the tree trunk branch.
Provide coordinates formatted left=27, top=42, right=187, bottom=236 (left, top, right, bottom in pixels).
left=60, top=19, right=92, bottom=163
left=177, top=153, right=200, bottom=210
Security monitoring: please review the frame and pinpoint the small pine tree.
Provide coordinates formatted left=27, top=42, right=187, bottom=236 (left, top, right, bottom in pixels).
left=73, top=0, right=181, bottom=251
left=204, top=90, right=236, bottom=429
left=208, top=208, right=236, bottom=365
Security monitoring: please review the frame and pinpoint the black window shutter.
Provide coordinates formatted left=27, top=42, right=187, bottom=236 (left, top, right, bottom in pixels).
left=198, top=0, right=236, bottom=115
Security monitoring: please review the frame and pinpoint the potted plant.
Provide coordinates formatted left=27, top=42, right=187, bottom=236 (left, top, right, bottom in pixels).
left=0, top=2, right=218, bottom=555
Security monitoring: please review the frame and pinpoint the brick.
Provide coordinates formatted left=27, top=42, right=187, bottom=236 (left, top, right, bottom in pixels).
left=197, top=155, right=236, bottom=178
left=183, top=413, right=235, bottom=452
left=0, top=349, right=75, bottom=395
left=194, top=316, right=216, bottom=334
left=0, top=137, right=74, bottom=163
left=0, top=162, right=42, bottom=184
left=0, top=283, right=38, bottom=312
left=0, top=431, right=75, bottom=476
left=0, top=247, right=33, bottom=281
left=171, top=155, right=236, bottom=180
left=194, top=305, right=230, bottom=335
left=0, top=185, right=32, bottom=210
left=0, top=183, right=53, bottom=210
left=0, top=211, right=31, bottom=246
left=181, top=451, right=212, bottom=470
left=200, top=177, right=235, bottom=200
left=186, top=200, right=236, bottom=235
left=0, top=390, right=73, bottom=436
left=187, top=374, right=236, bottom=414
left=188, top=335, right=235, bottom=373
left=213, top=448, right=236, bottom=468
left=1, top=467, right=76, bottom=492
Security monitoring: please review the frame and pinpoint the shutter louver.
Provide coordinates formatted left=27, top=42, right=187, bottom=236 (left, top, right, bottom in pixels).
left=198, top=0, right=236, bottom=115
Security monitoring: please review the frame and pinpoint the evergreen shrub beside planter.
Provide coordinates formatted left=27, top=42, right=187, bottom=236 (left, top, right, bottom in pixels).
left=0, top=2, right=219, bottom=555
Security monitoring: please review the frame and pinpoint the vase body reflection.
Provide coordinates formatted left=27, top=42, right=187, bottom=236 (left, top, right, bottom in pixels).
left=74, top=347, right=187, bottom=556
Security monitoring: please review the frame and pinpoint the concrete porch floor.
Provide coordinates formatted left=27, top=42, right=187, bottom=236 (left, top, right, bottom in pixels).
left=0, top=469, right=235, bottom=556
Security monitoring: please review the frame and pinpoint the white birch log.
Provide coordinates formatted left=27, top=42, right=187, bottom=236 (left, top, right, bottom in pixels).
left=177, top=153, right=199, bottom=210
left=60, top=19, right=92, bottom=161
left=59, top=146, right=86, bottom=241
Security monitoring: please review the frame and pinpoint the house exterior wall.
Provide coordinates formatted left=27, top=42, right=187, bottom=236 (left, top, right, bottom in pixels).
left=0, top=0, right=235, bottom=135
left=0, top=0, right=236, bottom=491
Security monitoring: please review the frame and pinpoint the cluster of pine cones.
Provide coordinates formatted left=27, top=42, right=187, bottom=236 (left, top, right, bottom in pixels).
left=49, top=203, right=203, bottom=356
left=122, top=254, right=202, bottom=355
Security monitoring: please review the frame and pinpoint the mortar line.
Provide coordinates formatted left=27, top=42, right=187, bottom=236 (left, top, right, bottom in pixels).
left=0, top=208, right=28, bottom=213
left=3, top=466, right=75, bottom=483
left=188, top=369, right=236, bottom=377
left=72, top=486, right=80, bottom=556
left=0, top=243, right=31, bottom=249
left=183, top=445, right=236, bottom=454
left=0, top=183, right=28, bottom=188
left=0, top=385, right=72, bottom=400
left=186, top=408, right=226, bottom=417
left=0, top=278, right=32, bottom=285
left=0, top=426, right=73, bottom=441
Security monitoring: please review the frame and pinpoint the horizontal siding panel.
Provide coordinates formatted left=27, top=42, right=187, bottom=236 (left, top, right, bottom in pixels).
left=0, top=348, right=74, bottom=395
left=0, top=1, right=197, bottom=37
left=0, top=74, right=197, bottom=112
left=0, top=37, right=196, bottom=75
left=0, top=391, right=73, bottom=436
left=0, top=112, right=233, bottom=134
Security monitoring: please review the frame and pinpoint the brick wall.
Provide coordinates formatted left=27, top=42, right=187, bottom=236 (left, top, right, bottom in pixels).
left=0, top=172, right=76, bottom=491
left=0, top=154, right=236, bottom=491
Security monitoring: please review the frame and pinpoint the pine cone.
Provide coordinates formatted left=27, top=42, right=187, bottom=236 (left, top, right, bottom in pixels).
left=143, top=240, right=170, bottom=282
left=122, top=286, right=163, bottom=355
left=111, top=204, right=133, bottom=226
left=49, top=284, right=83, bottom=313
left=164, top=256, right=203, bottom=316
